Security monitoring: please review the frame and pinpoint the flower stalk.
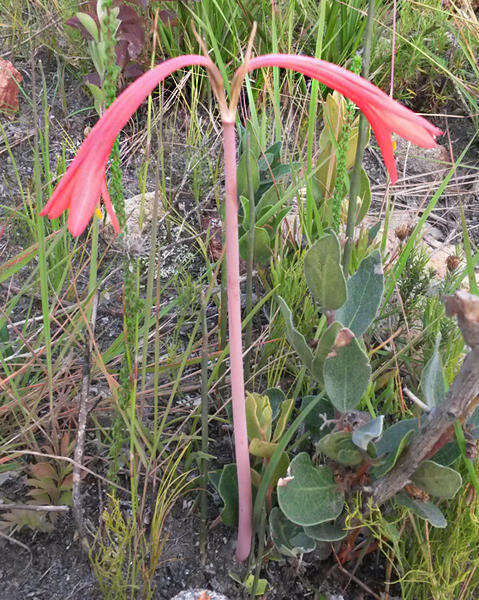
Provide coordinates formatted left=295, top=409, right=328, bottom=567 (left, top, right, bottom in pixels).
left=221, top=116, right=253, bottom=561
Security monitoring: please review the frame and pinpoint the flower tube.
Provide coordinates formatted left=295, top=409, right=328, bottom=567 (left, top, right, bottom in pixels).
left=41, top=55, right=213, bottom=236
left=245, top=54, right=442, bottom=183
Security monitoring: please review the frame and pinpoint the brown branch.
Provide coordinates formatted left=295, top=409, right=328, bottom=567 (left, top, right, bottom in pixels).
left=370, top=291, right=479, bottom=507
left=72, top=334, right=93, bottom=550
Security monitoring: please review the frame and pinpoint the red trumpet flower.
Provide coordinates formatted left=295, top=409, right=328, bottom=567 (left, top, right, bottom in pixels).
left=41, top=55, right=213, bottom=237
left=42, top=54, right=442, bottom=236
left=245, top=54, right=442, bottom=184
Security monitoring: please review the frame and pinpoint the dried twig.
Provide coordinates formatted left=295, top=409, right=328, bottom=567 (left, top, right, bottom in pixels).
left=403, top=386, right=430, bottom=413
left=72, top=335, right=94, bottom=549
left=335, top=562, right=382, bottom=600
left=0, top=504, right=70, bottom=512
left=371, top=291, right=479, bottom=506
left=72, top=293, right=99, bottom=550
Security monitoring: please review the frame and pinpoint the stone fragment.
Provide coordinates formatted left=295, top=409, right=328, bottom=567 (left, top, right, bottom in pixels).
left=170, top=590, right=230, bottom=600
left=0, top=58, right=22, bottom=114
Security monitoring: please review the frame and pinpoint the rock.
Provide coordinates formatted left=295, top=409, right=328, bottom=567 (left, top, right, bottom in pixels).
left=103, top=191, right=164, bottom=256
left=0, top=58, right=22, bottom=115
left=170, top=590, right=230, bottom=600
left=362, top=211, right=476, bottom=284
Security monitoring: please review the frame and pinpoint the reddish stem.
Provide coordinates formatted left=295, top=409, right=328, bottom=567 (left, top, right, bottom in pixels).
left=222, top=116, right=253, bottom=561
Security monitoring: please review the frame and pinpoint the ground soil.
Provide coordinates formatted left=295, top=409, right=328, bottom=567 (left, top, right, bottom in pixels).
left=0, top=511, right=394, bottom=600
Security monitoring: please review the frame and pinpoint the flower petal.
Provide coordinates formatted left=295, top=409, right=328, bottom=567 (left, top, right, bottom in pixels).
left=375, top=108, right=439, bottom=148
left=248, top=55, right=442, bottom=139
left=246, top=54, right=442, bottom=185
left=40, top=168, right=78, bottom=217
left=248, top=55, right=441, bottom=130
left=361, top=105, right=398, bottom=184
left=42, top=55, right=214, bottom=233
left=68, top=167, right=104, bottom=237
left=65, top=55, right=214, bottom=177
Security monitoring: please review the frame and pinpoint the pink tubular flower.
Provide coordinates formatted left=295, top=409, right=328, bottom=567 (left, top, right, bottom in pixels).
left=41, top=55, right=212, bottom=237
left=245, top=55, right=443, bottom=184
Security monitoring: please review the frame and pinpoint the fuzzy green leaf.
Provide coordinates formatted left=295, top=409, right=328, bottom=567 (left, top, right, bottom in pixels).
left=245, top=393, right=272, bottom=442
left=432, top=442, right=461, bottom=466
left=237, top=146, right=259, bottom=199
left=303, top=232, right=347, bottom=310
left=270, top=507, right=316, bottom=557
left=75, top=12, right=99, bottom=41
left=311, top=322, right=342, bottom=385
left=85, top=83, right=106, bottom=114
left=303, top=521, right=347, bottom=542
left=395, top=492, right=447, bottom=528
left=318, top=431, right=364, bottom=466
left=270, top=452, right=290, bottom=490
left=217, top=464, right=258, bottom=527
left=240, top=195, right=249, bottom=230
left=217, top=464, right=239, bottom=527
left=411, top=460, right=462, bottom=499
left=323, top=329, right=371, bottom=412
left=335, top=251, right=384, bottom=337
left=243, top=574, right=268, bottom=596
left=239, top=227, right=271, bottom=265
left=420, top=334, right=446, bottom=408
left=208, top=469, right=222, bottom=491
left=255, top=184, right=280, bottom=215
left=265, top=388, right=286, bottom=420
left=371, top=430, right=414, bottom=479
left=277, top=453, right=344, bottom=526
left=249, top=438, right=278, bottom=459
left=375, top=418, right=419, bottom=456
left=272, top=398, right=295, bottom=442
left=352, top=416, right=384, bottom=450
left=300, top=395, right=335, bottom=442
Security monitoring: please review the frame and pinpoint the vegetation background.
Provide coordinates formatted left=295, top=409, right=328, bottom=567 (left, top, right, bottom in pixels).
left=0, top=0, right=478, bottom=599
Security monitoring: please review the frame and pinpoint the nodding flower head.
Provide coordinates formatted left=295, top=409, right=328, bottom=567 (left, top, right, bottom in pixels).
left=41, top=55, right=214, bottom=237
left=244, top=54, right=442, bottom=184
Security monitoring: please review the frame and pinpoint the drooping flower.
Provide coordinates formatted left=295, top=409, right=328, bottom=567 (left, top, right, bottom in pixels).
left=245, top=54, right=443, bottom=184
left=42, top=53, right=443, bottom=235
left=41, top=55, right=213, bottom=237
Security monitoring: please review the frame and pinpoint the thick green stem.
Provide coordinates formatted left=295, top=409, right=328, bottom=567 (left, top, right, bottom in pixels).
left=342, top=0, right=375, bottom=275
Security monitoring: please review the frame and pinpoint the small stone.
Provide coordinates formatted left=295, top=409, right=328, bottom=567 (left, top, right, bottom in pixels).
left=0, top=58, right=22, bottom=115
left=170, top=590, right=230, bottom=600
